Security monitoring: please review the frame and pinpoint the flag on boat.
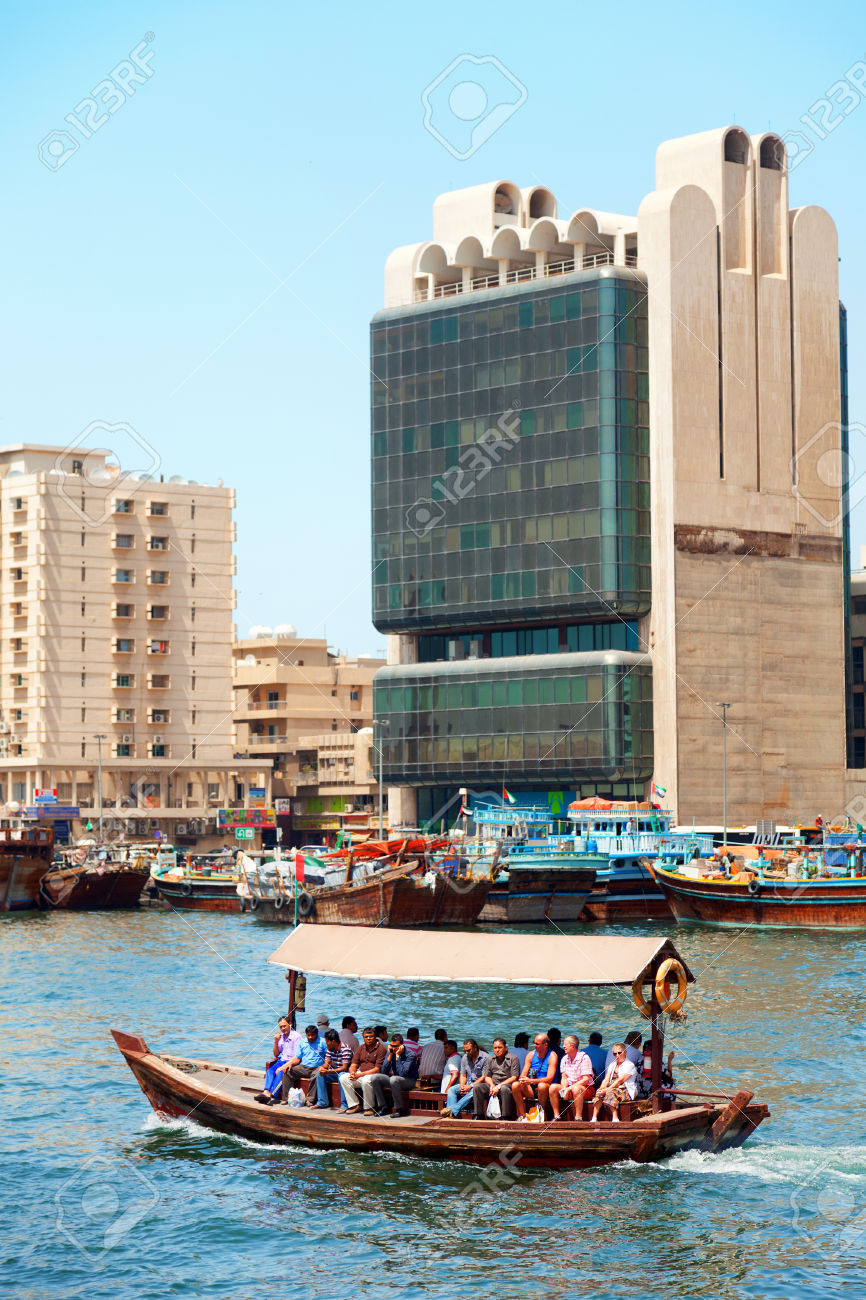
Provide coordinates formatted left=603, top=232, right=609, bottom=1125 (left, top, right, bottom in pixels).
left=502, top=786, right=516, bottom=805
left=295, top=852, right=305, bottom=884
left=651, top=781, right=667, bottom=808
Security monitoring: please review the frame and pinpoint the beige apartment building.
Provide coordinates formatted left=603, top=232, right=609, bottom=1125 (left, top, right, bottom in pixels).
left=232, top=631, right=384, bottom=837
left=0, top=443, right=268, bottom=841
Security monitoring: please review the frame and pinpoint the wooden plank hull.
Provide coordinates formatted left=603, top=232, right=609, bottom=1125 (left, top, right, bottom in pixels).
left=40, top=866, right=151, bottom=910
left=111, top=1030, right=769, bottom=1170
left=288, top=868, right=491, bottom=927
left=478, top=866, right=595, bottom=923
left=654, top=867, right=866, bottom=928
left=0, top=832, right=55, bottom=911
left=154, top=877, right=242, bottom=913
left=580, top=880, right=674, bottom=923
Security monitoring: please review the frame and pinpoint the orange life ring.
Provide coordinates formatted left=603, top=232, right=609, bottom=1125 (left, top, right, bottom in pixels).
left=654, top=958, right=688, bottom=1014
left=632, top=975, right=652, bottom=1020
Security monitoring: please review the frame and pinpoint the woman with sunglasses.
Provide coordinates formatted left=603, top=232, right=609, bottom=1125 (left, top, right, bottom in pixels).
left=591, top=1042, right=638, bottom=1122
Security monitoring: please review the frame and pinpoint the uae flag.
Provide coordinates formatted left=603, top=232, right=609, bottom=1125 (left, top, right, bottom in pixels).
left=295, top=852, right=305, bottom=884
left=502, top=786, right=516, bottom=805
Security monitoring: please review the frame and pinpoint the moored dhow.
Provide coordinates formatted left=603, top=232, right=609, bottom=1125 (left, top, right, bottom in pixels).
left=113, top=925, right=769, bottom=1169
left=0, top=826, right=54, bottom=911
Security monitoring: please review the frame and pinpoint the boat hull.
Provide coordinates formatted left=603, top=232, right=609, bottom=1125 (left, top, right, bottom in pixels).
left=153, top=876, right=242, bottom=912
left=111, top=1030, right=768, bottom=1170
left=40, top=866, right=151, bottom=910
left=581, top=861, right=673, bottom=922
left=654, top=868, right=866, bottom=928
left=0, top=831, right=55, bottom=911
left=281, top=868, right=491, bottom=927
left=478, top=865, right=596, bottom=923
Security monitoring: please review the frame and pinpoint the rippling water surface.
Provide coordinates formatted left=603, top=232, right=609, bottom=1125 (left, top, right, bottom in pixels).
left=2, top=908, right=864, bottom=1299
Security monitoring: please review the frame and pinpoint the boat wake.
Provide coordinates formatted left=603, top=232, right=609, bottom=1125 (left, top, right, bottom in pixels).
left=663, top=1141, right=866, bottom=1185
left=140, top=1110, right=304, bottom=1155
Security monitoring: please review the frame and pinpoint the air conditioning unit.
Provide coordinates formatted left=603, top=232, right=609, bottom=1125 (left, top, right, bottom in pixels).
left=176, top=823, right=188, bottom=835
left=122, top=734, right=133, bottom=744
left=0, top=721, right=9, bottom=734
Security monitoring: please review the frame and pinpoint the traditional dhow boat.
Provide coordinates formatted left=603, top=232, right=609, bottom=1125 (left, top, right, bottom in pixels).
left=39, top=859, right=152, bottom=910
left=113, top=926, right=769, bottom=1169
left=0, top=826, right=54, bottom=911
left=648, top=848, right=866, bottom=928
left=278, top=860, right=490, bottom=927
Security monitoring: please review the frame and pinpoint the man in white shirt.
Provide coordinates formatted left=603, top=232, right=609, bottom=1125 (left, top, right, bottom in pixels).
left=591, top=1043, right=638, bottom=1122
left=339, top=1016, right=359, bottom=1051
left=440, top=1040, right=460, bottom=1095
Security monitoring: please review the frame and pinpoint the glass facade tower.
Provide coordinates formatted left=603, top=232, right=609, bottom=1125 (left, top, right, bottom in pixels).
left=371, top=265, right=653, bottom=811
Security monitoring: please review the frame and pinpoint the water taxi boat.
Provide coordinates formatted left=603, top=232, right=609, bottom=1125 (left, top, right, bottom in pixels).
left=648, top=843, right=866, bottom=928
left=150, top=856, right=242, bottom=912
left=112, top=925, right=769, bottom=1169
left=0, top=826, right=54, bottom=911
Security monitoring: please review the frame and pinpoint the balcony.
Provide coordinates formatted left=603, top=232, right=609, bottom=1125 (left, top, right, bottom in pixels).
left=411, top=250, right=640, bottom=305
left=245, top=700, right=286, bottom=711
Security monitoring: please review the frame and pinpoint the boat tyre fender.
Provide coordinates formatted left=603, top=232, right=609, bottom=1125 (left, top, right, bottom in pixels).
left=248, top=895, right=258, bottom=911
left=274, top=896, right=286, bottom=911
left=631, top=976, right=652, bottom=1020
left=747, top=877, right=761, bottom=897
left=297, top=890, right=315, bottom=918
left=654, top=957, right=688, bottom=1015
left=180, top=881, right=192, bottom=898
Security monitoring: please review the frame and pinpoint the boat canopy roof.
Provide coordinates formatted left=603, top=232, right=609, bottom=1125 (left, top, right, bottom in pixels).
left=267, top=925, right=695, bottom=988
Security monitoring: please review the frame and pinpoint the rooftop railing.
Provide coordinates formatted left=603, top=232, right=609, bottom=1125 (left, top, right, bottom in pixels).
left=412, top=251, right=639, bottom=304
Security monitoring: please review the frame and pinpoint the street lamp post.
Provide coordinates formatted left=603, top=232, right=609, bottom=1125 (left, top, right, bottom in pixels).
left=715, top=704, right=732, bottom=849
left=93, top=733, right=107, bottom=845
left=373, top=718, right=389, bottom=839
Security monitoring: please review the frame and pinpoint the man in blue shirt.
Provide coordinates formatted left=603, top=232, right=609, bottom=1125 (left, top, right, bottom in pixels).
left=376, top=1033, right=420, bottom=1117
left=281, top=1023, right=327, bottom=1104
left=583, top=1031, right=607, bottom=1083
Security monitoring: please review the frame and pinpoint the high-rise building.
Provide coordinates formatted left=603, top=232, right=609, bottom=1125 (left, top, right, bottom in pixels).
left=0, top=443, right=268, bottom=841
left=370, top=127, right=849, bottom=825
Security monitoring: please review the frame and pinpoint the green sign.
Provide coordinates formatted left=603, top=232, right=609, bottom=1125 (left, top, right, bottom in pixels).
left=235, top=827, right=254, bottom=841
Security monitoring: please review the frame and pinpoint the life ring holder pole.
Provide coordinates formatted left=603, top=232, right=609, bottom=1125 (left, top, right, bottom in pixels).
left=649, top=963, right=664, bottom=1112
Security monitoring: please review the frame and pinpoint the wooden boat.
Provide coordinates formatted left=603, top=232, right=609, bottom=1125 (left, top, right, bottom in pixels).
left=0, top=826, right=54, bottom=911
left=648, top=853, right=866, bottom=929
left=479, top=859, right=598, bottom=923
left=275, top=860, right=491, bottom=927
left=39, top=860, right=151, bottom=910
left=112, top=927, right=768, bottom=1169
left=151, top=868, right=241, bottom=912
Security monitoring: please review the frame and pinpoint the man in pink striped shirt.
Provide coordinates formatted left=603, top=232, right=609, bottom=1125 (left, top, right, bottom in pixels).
left=550, top=1035, right=595, bottom=1121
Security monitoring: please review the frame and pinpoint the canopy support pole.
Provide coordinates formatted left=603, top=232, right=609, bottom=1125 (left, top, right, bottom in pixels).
left=650, top=968, right=663, bottom=1113
left=287, top=968, right=297, bottom=1028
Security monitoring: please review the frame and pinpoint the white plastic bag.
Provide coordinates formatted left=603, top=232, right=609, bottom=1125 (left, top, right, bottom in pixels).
left=486, top=1094, right=501, bottom=1119
left=288, top=1087, right=305, bottom=1108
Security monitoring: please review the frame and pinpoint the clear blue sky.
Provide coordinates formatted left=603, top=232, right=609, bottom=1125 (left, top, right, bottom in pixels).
left=2, top=0, right=864, bottom=653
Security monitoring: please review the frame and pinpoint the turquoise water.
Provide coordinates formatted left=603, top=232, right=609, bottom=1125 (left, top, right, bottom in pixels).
left=2, top=909, right=864, bottom=1299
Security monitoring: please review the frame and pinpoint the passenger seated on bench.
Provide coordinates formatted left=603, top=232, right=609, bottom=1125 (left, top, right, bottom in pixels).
left=604, top=1031, right=642, bottom=1071
left=473, top=1037, right=520, bottom=1120
left=442, top=1039, right=490, bottom=1118
left=403, top=1027, right=423, bottom=1062
left=583, top=1031, right=606, bottom=1084
left=513, top=1034, right=558, bottom=1120
left=511, top=1032, right=529, bottom=1070
left=418, top=1028, right=447, bottom=1081
left=591, top=1043, right=638, bottom=1122
left=339, top=1026, right=387, bottom=1114
left=440, top=1040, right=460, bottom=1095
left=312, top=1030, right=353, bottom=1109
left=254, top=1016, right=301, bottom=1105
left=376, top=1033, right=420, bottom=1117
left=550, top=1035, right=594, bottom=1120
left=282, top=1024, right=327, bottom=1106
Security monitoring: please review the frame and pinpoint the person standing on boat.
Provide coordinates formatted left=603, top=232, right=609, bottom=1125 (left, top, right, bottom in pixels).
left=550, top=1035, right=595, bottom=1120
left=255, top=1016, right=302, bottom=1105
left=442, top=1039, right=490, bottom=1118
left=473, top=1038, right=520, bottom=1120
left=513, top=1034, right=558, bottom=1120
